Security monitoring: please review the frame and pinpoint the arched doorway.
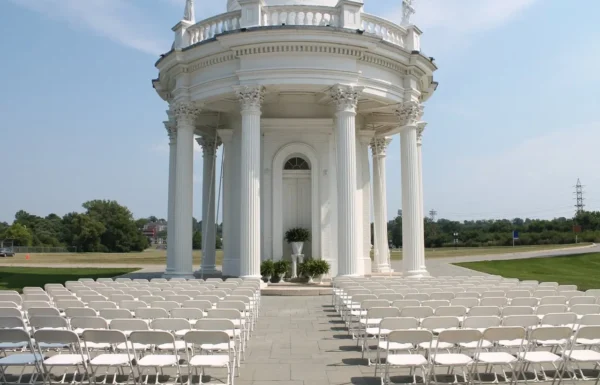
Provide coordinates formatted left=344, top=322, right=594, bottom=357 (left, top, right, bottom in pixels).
left=282, top=157, right=312, bottom=258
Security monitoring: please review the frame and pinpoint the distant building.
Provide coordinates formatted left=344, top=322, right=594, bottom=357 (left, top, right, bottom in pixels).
left=142, top=220, right=167, bottom=244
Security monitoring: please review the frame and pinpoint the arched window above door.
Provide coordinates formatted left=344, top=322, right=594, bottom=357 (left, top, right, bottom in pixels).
left=284, top=157, right=310, bottom=170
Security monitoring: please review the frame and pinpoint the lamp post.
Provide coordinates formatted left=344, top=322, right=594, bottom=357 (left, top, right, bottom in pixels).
left=453, top=232, right=459, bottom=250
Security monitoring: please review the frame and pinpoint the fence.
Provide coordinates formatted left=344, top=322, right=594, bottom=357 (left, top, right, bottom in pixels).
left=10, top=246, right=77, bottom=253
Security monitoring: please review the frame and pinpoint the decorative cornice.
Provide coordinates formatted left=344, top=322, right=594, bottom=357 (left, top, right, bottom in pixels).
left=330, top=84, right=363, bottom=112
left=164, top=121, right=177, bottom=141
left=188, top=52, right=236, bottom=73
left=171, top=101, right=201, bottom=126
left=196, top=136, right=222, bottom=155
left=371, top=137, right=393, bottom=156
left=395, top=101, right=423, bottom=126
left=234, top=43, right=364, bottom=58
left=417, top=121, right=427, bottom=145
left=234, top=85, right=265, bottom=112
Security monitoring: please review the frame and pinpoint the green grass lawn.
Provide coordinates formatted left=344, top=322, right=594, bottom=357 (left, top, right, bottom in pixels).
left=455, top=252, right=600, bottom=291
left=0, top=267, right=138, bottom=292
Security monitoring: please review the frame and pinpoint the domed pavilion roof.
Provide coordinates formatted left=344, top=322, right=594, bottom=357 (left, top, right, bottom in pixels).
left=228, top=0, right=339, bottom=12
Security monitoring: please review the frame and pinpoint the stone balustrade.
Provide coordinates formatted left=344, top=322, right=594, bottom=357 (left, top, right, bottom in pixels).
left=187, top=11, right=242, bottom=45
left=262, top=6, right=340, bottom=27
left=180, top=7, right=409, bottom=49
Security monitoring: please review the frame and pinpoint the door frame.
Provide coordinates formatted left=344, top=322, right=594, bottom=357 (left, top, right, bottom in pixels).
left=272, top=142, right=320, bottom=261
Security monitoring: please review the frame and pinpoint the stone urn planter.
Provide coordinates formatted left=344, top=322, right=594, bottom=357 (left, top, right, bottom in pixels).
left=291, top=242, right=304, bottom=255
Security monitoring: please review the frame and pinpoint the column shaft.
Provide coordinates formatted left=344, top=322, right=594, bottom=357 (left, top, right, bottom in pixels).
left=331, top=85, right=362, bottom=276
left=416, top=127, right=426, bottom=270
left=236, top=86, right=264, bottom=278
left=400, top=127, right=426, bottom=276
left=170, top=102, right=197, bottom=278
left=371, top=138, right=392, bottom=272
left=198, top=136, right=219, bottom=275
left=219, top=130, right=235, bottom=276
left=164, top=123, right=177, bottom=277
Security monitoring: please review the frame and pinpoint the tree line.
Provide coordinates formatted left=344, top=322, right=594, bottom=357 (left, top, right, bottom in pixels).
left=387, top=210, right=600, bottom=248
left=0, top=200, right=221, bottom=252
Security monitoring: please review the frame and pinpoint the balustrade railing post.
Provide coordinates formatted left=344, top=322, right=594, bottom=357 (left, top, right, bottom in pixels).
left=336, top=0, right=363, bottom=30
left=239, top=0, right=266, bottom=28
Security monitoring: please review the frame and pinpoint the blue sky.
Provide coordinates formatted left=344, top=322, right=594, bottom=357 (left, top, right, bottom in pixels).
left=1, top=0, right=599, bottom=223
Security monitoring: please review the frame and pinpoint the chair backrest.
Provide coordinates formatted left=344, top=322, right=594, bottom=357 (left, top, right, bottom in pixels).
left=135, top=307, right=169, bottom=320
left=207, top=309, right=243, bottom=320
left=88, top=301, right=117, bottom=310
left=184, top=330, right=230, bottom=346
left=0, top=328, right=32, bottom=344
left=0, top=294, right=23, bottom=305
left=434, top=306, right=467, bottom=317
left=482, top=291, right=505, bottom=298
left=580, top=314, right=600, bottom=326
left=0, top=316, right=27, bottom=329
left=420, top=316, right=460, bottom=330
left=539, top=296, right=567, bottom=305
left=479, top=297, right=508, bottom=307
left=468, top=306, right=500, bottom=317
left=217, top=300, right=246, bottom=312
left=27, top=307, right=60, bottom=318
left=400, top=306, right=434, bottom=319
left=569, top=296, right=595, bottom=306
left=109, top=319, right=149, bottom=332
left=455, top=292, right=480, bottom=299
left=0, top=308, right=24, bottom=318
left=540, top=312, right=578, bottom=326
left=574, top=325, right=600, bottom=343
left=510, top=297, right=538, bottom=307
left=502, top=315, right=540, bottom=328
left=23, top=294, right=51, bottom=302
left=379, top=317, right=419, bottom=331
left=481, top=326, right=526, bottom=345
left=451, top=298, right=479, bottom=308
left=0, top=301, right=20, bottom=309
left=391, top=300, right=420, bottom=310
left=120, top=300, right=149, bottom=312
left=570, top=304, right=600, bottom=316
left=99, top=309, right=133, bottom=320
left=586, top=289, right=600, bottom=297
left=65, top=307, right=98, bottom=318
left=528, top=326, right=572, bottom=346
left=29, top=315, right=68, bottom=330
left=536, top=304, right=568, bottom=315
left=462, top=316, right=501, bottom=329
left=429, top=292, right=454, bottom=301
left=404, top=293, right=430, bottom=301
left=151, top=318, right=191, bottom=332
left=506, top=290, right=531, bottom=299
left=71, top=316, right=109, bottom=330
left=181, top=300, right=213, bottom=311
left=194, top=318, right=235, bottom=331
left=22, top=301, right=52, bottom=310
left=34, top=329, right=80, bottom=345
left=56, top=299, right=85, bottom=310
left=437, top=328, right=482, bottom=345
left=151, top=301, right=180, bottom=311
left=422, top=300, right=450, bottom=310
left=502, top=306, right=534, bottom=316
left=387, top=329, right=433, bottom=345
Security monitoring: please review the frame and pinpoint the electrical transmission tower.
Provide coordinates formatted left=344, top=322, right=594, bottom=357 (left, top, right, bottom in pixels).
left=575, top=178, right=585, bottom=214
left=429, top=209, right=437, bottom=222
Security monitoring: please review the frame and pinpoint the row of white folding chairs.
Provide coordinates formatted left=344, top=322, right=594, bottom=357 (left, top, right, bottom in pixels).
left=0, top=325, right=237, bottom=385
left=334, top=283, right=587, bottom=296
left=371, top=324, right=600, bottom=384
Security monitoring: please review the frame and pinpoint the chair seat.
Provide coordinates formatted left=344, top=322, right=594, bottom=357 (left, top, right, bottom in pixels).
left=365, top=327, right=383, bottom=336
left=200, top=343, right=231, bottom=351
left=189, top=354, right=229, bottom=367
left=224, top=329, right=242, bottom=338
left=518, top=351, right=561, bottom=363
left=350, top=310, right=367, bottom=317
left=378, top=341, right=412, bottom=351
left=157, top=341, right=188, bottom=350
left=359, top=318, right=382, bottom=325
left=84, top=342, right=111, bottom=349
left=174, top=329, right=193, bottom=337
left=137, top=354, right=179, bottom=367
left=575, top=338, right=600, bottom=345
left=566, top=350, right=600, bottom=362
left=387, top=354, right=428, bottom=366
left=475, top=352, right=517, bottom=364
left=38, top=342, right=69, bottom=349
left=0, top=353, right=43, bottom=365
left=460, top=340, right=492, bottom=349
left=0, top=342, right=28, bottom=349
left=433, top=353, right=473, bottom=366
left=89, top=354, right=132, bottom=366
left=418, top=341, right=454, bottom=350
left=116, top=342, right=150, bottom=350
left=538, top=339, right=568, bottom=346
left=44, top=354, right=87, bottom=365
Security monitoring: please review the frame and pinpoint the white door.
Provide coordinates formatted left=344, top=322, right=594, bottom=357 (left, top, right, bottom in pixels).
left=282, top=172, right=312, bottom=258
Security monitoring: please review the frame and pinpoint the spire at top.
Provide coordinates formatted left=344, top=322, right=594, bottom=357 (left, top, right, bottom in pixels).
left=183, top=0, right=195, bottom=23
left=401, top=0, right=415, bottom=25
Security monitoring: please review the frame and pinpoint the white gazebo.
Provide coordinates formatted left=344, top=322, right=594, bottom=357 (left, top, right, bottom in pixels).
left=153, top=0, right=437, bottom=278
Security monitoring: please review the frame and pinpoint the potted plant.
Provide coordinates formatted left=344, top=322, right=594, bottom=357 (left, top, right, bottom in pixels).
left=285, top=227, right=310, bottom=255
left=260, top=260, right=274, bottom=283
left=310, top=259, right=330, bottom=284
left=273, top=260, right=290, bottom=282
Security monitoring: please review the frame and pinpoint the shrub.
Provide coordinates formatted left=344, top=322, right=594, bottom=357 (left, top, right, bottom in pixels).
left=260, top=260, right=274, bottom=277
left=273, top=260, right=290, bottom=276
left=284, top=228, right=310, bottom=243
left=299, top=258, right=330, bottom=278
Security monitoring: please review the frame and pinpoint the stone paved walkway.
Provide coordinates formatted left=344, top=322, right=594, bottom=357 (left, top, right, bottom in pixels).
left=239, top=296, right=380, bottom=385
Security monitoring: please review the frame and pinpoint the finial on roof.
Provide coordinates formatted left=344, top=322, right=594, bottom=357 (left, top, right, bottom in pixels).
left=401, top=0, right=416, bottom=25
left=183, top=0, right=195, bottom=23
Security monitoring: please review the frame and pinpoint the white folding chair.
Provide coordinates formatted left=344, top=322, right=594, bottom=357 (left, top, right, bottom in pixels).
left=129, top=330, right=182, bottom=383
left=468, top=306, right=501, bottom=317
left=150, top=318, right=191, bottom=351
left=461, top=316, right=501, bottom=349
left=473, top=326, right=526, bottom=384
left=34, top=329, right=89, bottom=384
left=171, top=308, right=204, bottom=325
left=565, top=325, right=600, bottom=382
left=383, top=330, right=432, bottom=385
left=184, top=330, right=232, bottom=385
left=430, top=329, right=482, bottom=384
left=400, top=306, right=434, bottom=322
left=0, top=329, right=43, bottom=384
left=135, top=308, right=169, bottom=322
left=517, top=326, right=572, bottom=382
left=373, top=317, right=419, bottom=376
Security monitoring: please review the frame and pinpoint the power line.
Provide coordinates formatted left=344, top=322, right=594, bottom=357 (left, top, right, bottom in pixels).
left=429, top=209, right=437, bottom=222
left=575, top=178, right=585, bottom=215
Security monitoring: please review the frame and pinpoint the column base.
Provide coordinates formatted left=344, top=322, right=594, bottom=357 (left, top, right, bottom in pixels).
left=240, top=274, right=262, bottom=279
left=195, top=266, right=221, bottom=278
left=361, top=258, right=372, bottom=277
left=162, top=272, right=195, bottom=279
left=373, top=264, right=393, bottom=273
left=403, top=269, right=430, bottom=278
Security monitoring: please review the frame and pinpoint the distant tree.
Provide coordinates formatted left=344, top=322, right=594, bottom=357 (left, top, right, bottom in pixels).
left=215, top=236, right=222, bottom=249
left=135, top=218, right=148, bottom=230
left=192, top=230, right=202, bottom=250
left=148, top=216, right=158, bottom=223
left=5, top=223, right=33, bottom=246
left=64, top=213, right=105, bottom=252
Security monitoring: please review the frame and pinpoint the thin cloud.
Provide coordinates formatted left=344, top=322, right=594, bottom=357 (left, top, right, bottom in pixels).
left=8, top=0, right=170, bottom=55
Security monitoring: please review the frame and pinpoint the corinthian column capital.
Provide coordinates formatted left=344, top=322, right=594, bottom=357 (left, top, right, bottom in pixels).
left=165, top=121, right=177, bottom=142
left=396, top=101, right=424, bottom=126
left=417, top=121, right=427, bottom=145
left=196, top=136, right=222, bottom=156
left=234, top=85, right=265, bottom=113
left=371, top=137, right=393, bottom=157
left=171, top=101, right=201, bottom=126
left=330, top=85, right=363, bottom=112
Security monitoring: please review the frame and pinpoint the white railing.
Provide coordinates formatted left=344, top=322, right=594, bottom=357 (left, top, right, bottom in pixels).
left=182, top=8, right=408, bottom=48
left=361, top=13, right=406, bottom=48
left=262, top=5, right=340, bottom=27
left=187, top=11, right=242, bottom=45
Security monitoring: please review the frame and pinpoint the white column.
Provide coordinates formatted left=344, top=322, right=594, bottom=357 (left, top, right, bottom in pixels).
left=331, top=85, right=362, bottom=276
left=164, top=119, right=177, bottom=277
left=197, top=136, right=221, bottom=275
left=235, top=85, right=264, bottom=278
left=416, top=122, right=427, bottom=271
left=371, top=137, right=392, bottom=273
left=397, top=101, right=428, bottom=276
left=354, top=131, right=364, bottom=276
left=358, top=131, right=374, bottom=275
left=218, top=129, right=236, bottom=276
left=169, top=101, right=198, bottom=278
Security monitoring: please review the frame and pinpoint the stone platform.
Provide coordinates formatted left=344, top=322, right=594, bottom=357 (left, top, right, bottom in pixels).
left=262, top=282, right=333, bottom=296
